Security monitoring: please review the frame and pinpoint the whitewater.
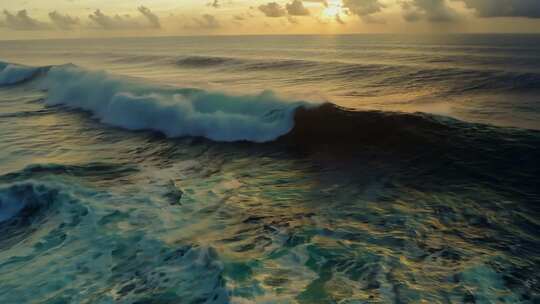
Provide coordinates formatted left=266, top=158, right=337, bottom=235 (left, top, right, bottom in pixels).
left=0, top=35, right=539, bottom=303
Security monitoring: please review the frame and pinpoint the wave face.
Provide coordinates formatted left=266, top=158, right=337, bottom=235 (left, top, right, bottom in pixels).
left=30, top=64, right=310, bottom=142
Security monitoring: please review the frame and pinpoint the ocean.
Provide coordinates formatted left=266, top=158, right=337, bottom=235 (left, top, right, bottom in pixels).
left=0, top=34, right=539, bottom=303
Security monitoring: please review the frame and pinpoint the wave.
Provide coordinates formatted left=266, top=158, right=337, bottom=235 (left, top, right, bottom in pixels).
left=279, top=102, right=540, bottom=153
left=0, top=63, right=314, bottom=143
left=0, top=182, right=60, bottom=224
left=0, top=62, right=49, bottom=86
left=39, top=51, right=540, bottom=94
left=0, top=163, right=138, bottom=184
left=170, top=55, right=540, bottom=93
left=0, top=163, right=120, bottom=227
left=2, top=61, right=539, bottom=161
left=0, top=181, right=74, bottom=250
left=175, top=55, right=242, bottom=68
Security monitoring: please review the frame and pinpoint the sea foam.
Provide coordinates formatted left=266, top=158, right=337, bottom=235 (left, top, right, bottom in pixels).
left=37, top=65, right=312, bottom=142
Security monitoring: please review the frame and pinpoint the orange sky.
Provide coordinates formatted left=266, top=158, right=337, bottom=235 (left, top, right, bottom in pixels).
left=1, top=0, right=540, bottom=40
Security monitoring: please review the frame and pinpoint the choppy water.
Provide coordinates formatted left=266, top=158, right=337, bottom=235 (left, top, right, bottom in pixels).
left=0, top=34, right=539, bottom=303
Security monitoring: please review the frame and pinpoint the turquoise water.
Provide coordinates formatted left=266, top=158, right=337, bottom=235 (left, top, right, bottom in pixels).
left=0, top=35, right=539, bottom=303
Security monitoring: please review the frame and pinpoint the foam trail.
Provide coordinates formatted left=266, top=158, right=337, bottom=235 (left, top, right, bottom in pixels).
left=38, top=65, right=312, bottom=142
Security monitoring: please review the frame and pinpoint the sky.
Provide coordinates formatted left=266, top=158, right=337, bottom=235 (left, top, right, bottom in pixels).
left=1, top=0, right=540, bottom=39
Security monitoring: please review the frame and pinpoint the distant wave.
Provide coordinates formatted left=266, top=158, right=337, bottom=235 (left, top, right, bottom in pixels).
left=0, top=62, right=49, bottom=86
left=37, top=50, right=540, bottom=94
left=0, top=163, right=138, bottom=183
left=175, top=55, right=242, bottom=67
left=95, top=53, right=540, bottom=93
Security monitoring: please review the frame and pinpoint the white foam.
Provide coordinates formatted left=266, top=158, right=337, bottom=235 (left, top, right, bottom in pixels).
left=39, top=65, right=314, bottom=142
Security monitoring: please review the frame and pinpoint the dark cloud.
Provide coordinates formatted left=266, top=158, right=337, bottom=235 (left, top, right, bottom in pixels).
left=402, top=0, right=458, bottom=22
left=137, top=6, right=160, bottom=28
left=192, top=14, right=221, bottom=29
left=259, top=2, right=287, bottom=17
left=458, top=0, right=540, bottom=18
left=335, top=14, right=346, bottom=24
left=88, top=10, right=137, bottom=29
left=88, top=6, right=161, bottom=30
left=342, top=0, right=384, bottom=17
left=1, top=9, right=50, bottom=31
left=286, top=0, right=310, bottom=16
left=48, top=11, right=80, bottom=30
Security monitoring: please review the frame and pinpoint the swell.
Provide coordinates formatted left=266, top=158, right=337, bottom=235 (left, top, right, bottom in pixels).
left=175, top=56, right=540, bottom=93
left=279, top=103, right=540, bottom=198
left=0, top=163, right=138, bottom=184
left=145, top=54, right=540, bottom=92
left=48, top=51, right=540, bottom=93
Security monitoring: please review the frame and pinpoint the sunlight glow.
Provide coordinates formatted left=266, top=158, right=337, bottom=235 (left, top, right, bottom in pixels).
left=321, top=0, right=347, bottom=22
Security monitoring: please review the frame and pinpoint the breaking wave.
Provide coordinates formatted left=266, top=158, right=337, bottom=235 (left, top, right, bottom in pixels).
left=31, top=63, right=312, bottom=142
left=1, top=61, right=539, bottom=159
left=0, top=62, right=49, bottom=86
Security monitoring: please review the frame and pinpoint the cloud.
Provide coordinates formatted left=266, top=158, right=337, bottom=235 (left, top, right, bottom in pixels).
left=259, top=2, right=287, bottom=17
left=305, top=0, right=329, bottom=6
left=286, top=0, right=310, bottom=16
left=1, top=9, right=50, bottom=31
left=288, top=16, right=299, bottom=24
left=458, top=0, right=540, bottom=18
left=137, top=6, right=161, bottom=28
left=88, top=10, right=136, bottom=29
left=401, top=0, right=458, bottom=22
left=88, top=7, right=161, bottom=30
left=192, top=14, right=221, bottom=29
left=335, top=14, right=346, bottom=24
left=208, top=0, right=220, bottom=8
left=342, top=0, right=384, bottom=17
left=48, top=11, right=80, bottom=30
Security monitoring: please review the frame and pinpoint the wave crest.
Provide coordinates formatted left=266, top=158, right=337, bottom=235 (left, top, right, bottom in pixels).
left=38, top=64, right=312, bottom=142
left=0, top=62, right=48, bottom=86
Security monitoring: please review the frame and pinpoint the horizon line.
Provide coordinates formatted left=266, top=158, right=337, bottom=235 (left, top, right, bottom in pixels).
left=1, top=31, right=540, bottom=42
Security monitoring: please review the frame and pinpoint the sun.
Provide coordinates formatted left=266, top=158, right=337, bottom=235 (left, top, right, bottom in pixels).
left=322, top=0, right=346, bottom=20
